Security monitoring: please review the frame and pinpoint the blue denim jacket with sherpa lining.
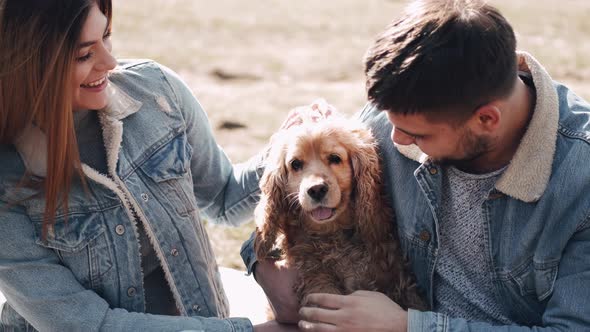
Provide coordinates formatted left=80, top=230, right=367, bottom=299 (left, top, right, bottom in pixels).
left=358, top=52, right=590, bottom=331
left=0, top=60, right=262, bottom=332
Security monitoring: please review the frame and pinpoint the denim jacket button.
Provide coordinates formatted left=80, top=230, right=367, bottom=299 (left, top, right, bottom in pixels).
left=141, top=193, right=149, bottom=202
left=127, top=287, right=137, bottom=297
left=171, top=248, right=179, bottom=257
left=429, top=168, right=438, bottom=175
left=419, top=230, right=431, bottom=242
left=192, top=304, right=200, bottom=312
left=115, top=225, right=125, bottom=235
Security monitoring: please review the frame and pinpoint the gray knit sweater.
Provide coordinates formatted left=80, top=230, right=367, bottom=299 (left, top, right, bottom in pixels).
left=433, top=166, right=513, bottom=324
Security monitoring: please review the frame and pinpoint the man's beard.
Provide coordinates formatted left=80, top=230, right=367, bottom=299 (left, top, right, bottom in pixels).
left=432, top=129, right=492, bottom=169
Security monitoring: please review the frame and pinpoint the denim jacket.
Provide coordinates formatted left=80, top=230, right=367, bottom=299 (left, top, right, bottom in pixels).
left=239, top=51, right=590, bottom=331
left=357, top=52, right=590, bottom=331
left=0, top=60, right=262, bottom=331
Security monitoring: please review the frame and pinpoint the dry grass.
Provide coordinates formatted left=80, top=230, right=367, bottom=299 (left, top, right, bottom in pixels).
left=112, top=0, right=590, bottom=269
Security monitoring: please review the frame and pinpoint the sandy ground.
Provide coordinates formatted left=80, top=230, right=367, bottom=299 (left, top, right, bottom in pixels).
left=112, top=0, right=590, bottom=269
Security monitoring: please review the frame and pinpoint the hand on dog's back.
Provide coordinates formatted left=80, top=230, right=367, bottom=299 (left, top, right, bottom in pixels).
left=280, top=99, right=338, bottom=130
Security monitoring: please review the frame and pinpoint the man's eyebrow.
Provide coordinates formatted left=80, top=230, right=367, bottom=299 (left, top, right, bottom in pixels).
left=77, top=21, right=110, bottom=49
left=394, top=126, right=423, bottom=137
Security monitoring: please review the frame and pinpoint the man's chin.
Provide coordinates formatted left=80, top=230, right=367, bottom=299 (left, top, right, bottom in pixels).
left=430, top=156, right=456, bottom=166
left=431, top=153, right=487, bottom=171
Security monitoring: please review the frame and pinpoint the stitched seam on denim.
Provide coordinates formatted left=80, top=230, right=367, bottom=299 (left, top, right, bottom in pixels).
left=218, top=193, right=261, bottom=225
left=558, top=124, right=590, bottom=143
left=118, top=60, right=157, bottom=71
left=155, top=65, right=182, bottom=112
left=120, top=128, right=185, bottom=181
left=576, top=212, right=590, bottom=232
left=500, top=256, right=533, bottom=281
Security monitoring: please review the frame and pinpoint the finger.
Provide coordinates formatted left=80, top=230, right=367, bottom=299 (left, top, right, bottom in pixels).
left=350, top=290, right=378, bottom=297
left=281, top=117, right=302, bottom=130
left=281, top=108, right=305, bottom=129
left=298, top=320, right=338, bottom=332
left=310, top=99, right=326, bottom=112
left=299, top=306, right=344, bottom=326
left=304, top=293, right=348, bottom=309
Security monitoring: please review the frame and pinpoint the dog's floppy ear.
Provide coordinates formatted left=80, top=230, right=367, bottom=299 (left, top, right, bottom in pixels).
left=254, top=133, right=290, bottom=260
left=348, top=124, right=393, bottom=245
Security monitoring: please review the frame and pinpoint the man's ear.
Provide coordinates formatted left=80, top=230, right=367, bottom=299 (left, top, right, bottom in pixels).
left=470, top=104, right=501, bottom=134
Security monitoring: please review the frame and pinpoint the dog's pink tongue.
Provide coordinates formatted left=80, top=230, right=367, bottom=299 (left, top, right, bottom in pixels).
left=311, top=207, right=333, bottom=220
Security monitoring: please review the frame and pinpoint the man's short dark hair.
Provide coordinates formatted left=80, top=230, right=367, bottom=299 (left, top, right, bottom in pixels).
left=364, top=0, right=517, bottom=115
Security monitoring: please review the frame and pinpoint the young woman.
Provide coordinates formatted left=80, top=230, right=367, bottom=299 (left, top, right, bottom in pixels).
left=0, top=1, right=293, bottom=331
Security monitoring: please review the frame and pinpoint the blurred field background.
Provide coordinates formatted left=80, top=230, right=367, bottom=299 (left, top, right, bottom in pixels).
left=112, top=0, right=590, bottom=269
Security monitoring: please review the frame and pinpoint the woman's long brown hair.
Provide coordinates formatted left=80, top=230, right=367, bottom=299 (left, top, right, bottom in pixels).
left=0, top=0, right=112, bottom=239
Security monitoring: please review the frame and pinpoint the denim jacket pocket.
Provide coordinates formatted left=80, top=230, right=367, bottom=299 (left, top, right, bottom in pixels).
left=31, top=213, right=113, bottom=289
left=501, top=259, right=557, bottom=324
left=510, top=260, right=558, bottom=301
left=140, top=132, right=197, bottom=217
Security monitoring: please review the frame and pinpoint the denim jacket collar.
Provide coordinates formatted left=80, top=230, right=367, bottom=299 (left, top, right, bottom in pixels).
left=13, top=81, right=142, bottom=178
left=395, top=51, right=559, bottom=203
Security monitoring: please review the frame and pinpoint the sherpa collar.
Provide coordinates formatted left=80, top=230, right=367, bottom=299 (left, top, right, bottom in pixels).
left=13, top=81, right=143, bottom=177
left=395, top=51, right=559, bottom=203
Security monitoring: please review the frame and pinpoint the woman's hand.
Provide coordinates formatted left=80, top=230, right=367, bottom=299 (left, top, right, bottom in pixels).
left=280, top=99, right=337, bottom=130
left=298, top=290, right=408, bottom=332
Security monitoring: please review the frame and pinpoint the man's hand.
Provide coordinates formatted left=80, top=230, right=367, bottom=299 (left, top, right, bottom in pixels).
left=298, top=290, right=407, bottom=332
left=255, top=259, right=300, bottom=323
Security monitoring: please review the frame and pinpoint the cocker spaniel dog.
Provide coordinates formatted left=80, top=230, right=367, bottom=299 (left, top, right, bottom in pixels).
left=254, top=104, right=426, bottom=310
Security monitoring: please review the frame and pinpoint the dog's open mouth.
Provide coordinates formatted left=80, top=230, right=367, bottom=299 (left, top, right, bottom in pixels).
left=310, top=207, right=336, bottom=222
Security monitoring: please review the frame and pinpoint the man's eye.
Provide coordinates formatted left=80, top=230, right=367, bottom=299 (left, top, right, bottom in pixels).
left=328, top=154, right=342, bottom=164
left=290, top=159, right=304, bottom=171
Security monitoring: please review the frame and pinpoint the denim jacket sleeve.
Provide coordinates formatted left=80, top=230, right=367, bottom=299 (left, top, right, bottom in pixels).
left=0, top=203, right=252, bottom=332
left=240, top=232, right=258, bottom=276
left=159, top=65, right=263, bottom=226
left=408, top=223, right=590, bottom=332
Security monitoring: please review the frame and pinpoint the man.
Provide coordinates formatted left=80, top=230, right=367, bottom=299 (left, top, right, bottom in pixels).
left=241, top=0, right=590, bottom=330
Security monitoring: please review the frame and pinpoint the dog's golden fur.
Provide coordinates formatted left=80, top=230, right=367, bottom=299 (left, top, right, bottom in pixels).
left=255, top=114, right=426, bottom=310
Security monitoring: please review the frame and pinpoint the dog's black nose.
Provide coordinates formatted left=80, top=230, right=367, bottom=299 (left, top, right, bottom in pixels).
left=307, top=184, right=328, bottom=201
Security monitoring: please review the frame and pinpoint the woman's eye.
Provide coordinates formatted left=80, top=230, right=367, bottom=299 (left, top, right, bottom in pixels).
left=290, top=159, right=304, bottom=171
left=75, top=31, right=111, bottom=63
left=76, top=52, right=94, bottom=62
left=328, top=154, right=342, bottom=164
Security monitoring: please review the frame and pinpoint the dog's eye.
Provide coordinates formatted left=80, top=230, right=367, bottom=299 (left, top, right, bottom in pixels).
left=290, top=159, right=304, bottom=171
left=328, top=154, right=342, bottom=164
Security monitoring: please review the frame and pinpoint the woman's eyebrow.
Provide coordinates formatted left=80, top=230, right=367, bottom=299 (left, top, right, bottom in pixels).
left=77, top=22, right=110, bottom=49
left=78, top=40, right=97, bottom=48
